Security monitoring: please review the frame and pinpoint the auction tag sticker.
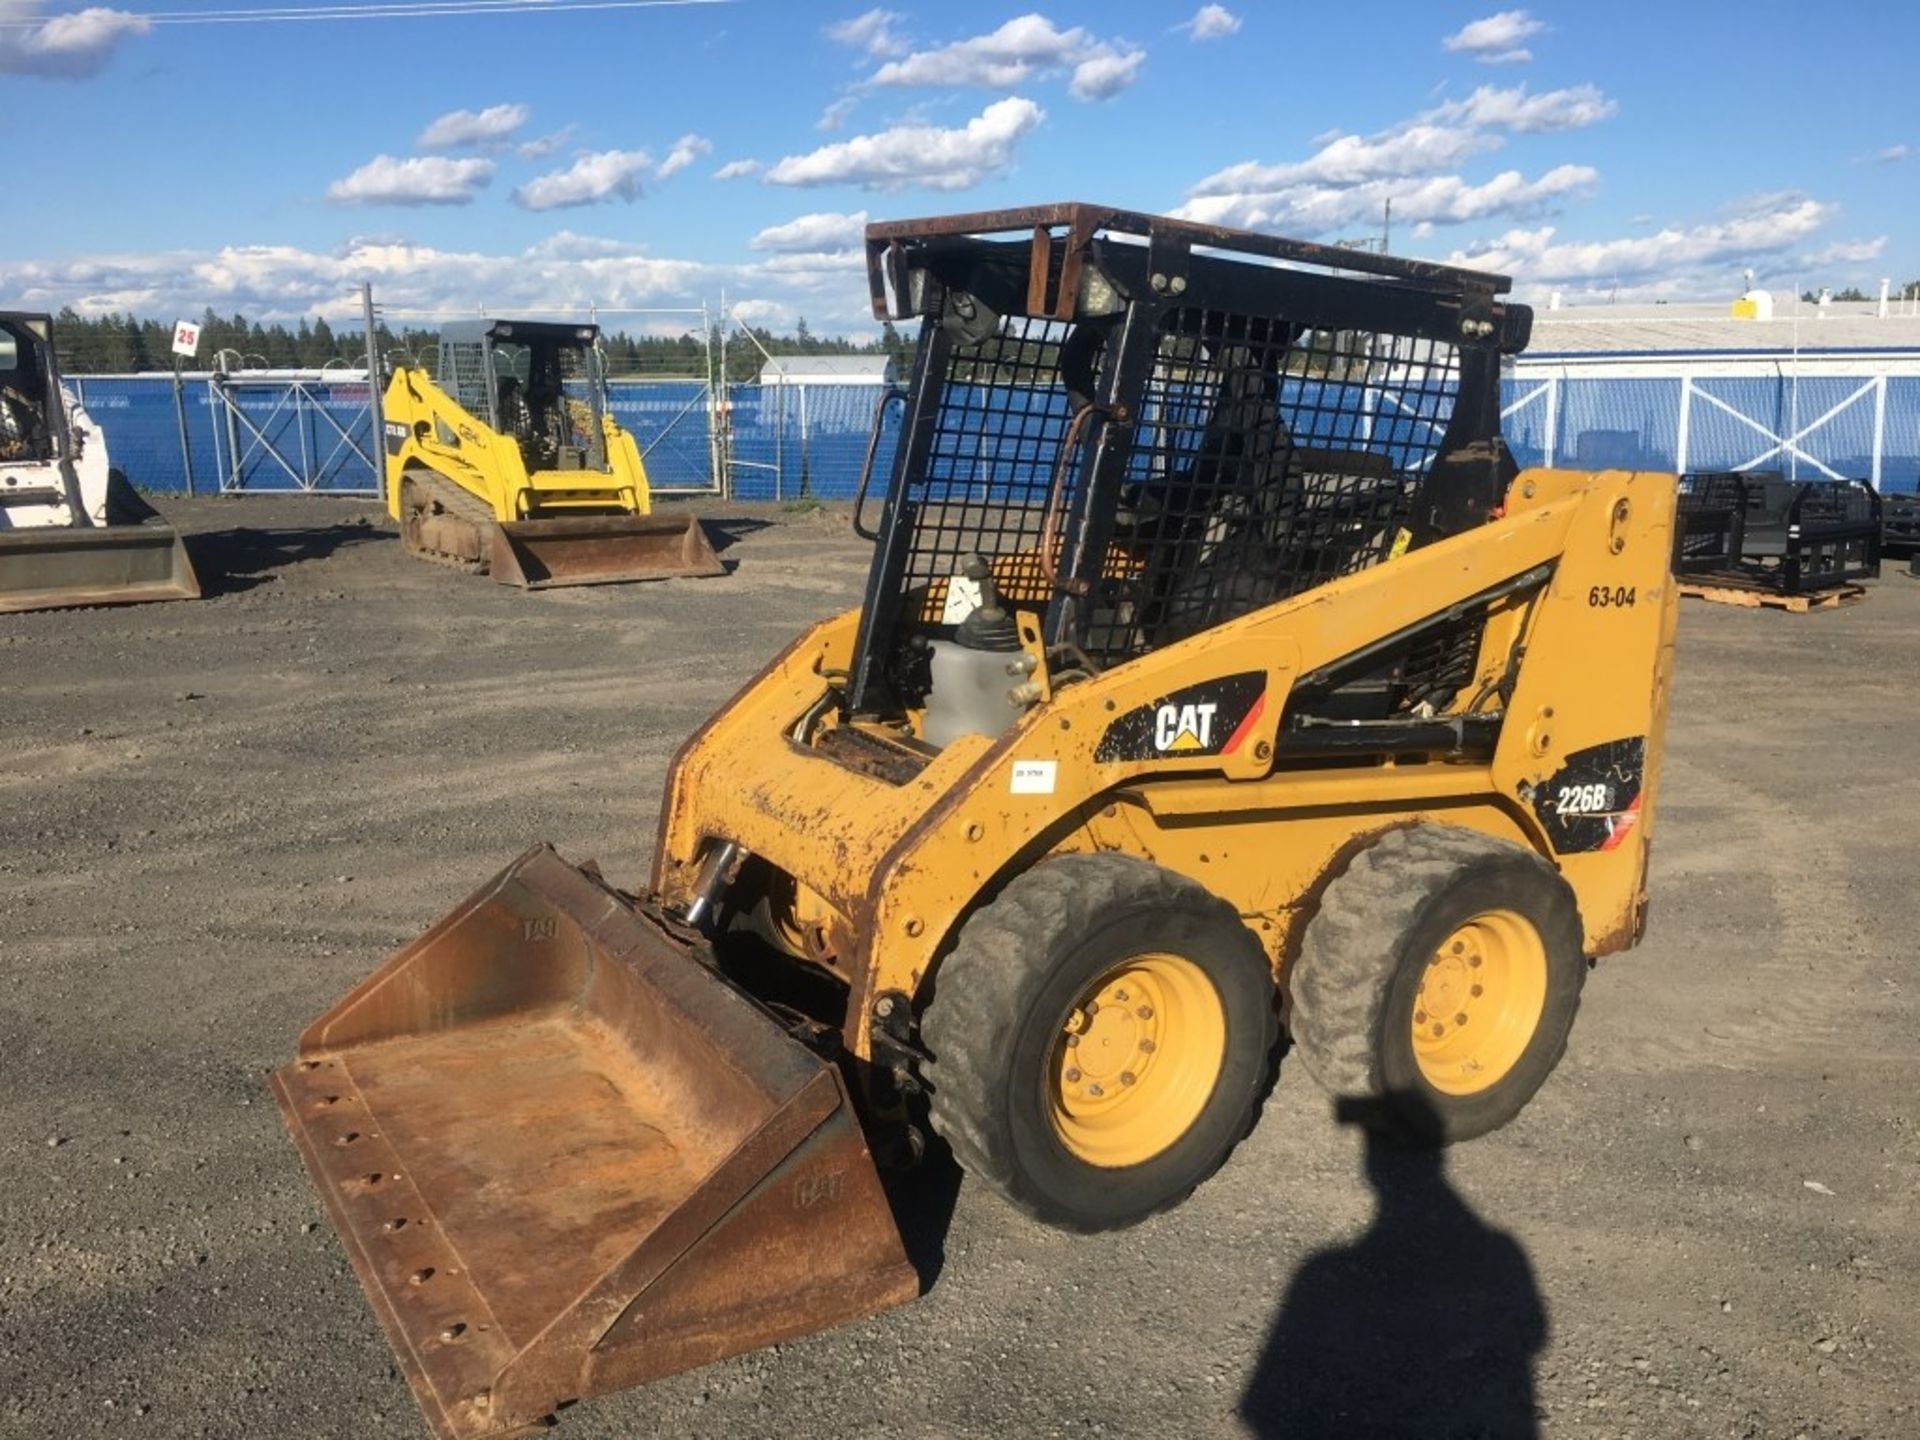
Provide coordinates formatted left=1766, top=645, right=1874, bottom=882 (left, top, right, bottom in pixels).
left=1010, top=759, right=1057, bottom=795
left=940, top=572, right=984, bottom=625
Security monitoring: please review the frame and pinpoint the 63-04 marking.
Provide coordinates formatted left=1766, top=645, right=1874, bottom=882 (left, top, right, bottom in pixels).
left=1588, top=585, right=1636, bottom=608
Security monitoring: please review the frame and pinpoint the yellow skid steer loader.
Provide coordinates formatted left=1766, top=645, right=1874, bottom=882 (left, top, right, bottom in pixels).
left=383, top=318, right=723, bottom=588
left=0, top=311, right=200, bottom=613
left=276, top=205, right=1679, bottom=1439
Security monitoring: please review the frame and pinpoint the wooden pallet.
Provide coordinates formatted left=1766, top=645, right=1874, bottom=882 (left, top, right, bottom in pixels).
left=1678, top=578, right=1866, bottom=613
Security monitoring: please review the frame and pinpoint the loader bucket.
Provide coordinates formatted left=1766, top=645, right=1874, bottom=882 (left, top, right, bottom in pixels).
left=489, top=513, right=725, bottom=590
left=270, top=846, right=918, bottom=1440
left=0, top=521, right=201, bottom=614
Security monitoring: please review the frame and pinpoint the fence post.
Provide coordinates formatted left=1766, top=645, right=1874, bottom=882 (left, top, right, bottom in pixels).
left=171, top=359, right=197, bottom=496
left=1675, top=375, right=1693, bottom=475
left=362, top=283, right=385, bottom=496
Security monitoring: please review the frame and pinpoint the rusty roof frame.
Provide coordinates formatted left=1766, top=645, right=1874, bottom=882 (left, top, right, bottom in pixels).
left=865, top=202, right=1513, bottom=323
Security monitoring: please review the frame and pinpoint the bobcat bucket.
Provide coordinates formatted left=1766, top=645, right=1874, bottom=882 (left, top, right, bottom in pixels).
left=270, top=846, right=918, bottom=1440
left=0, top=520, right=201, bottom=614
left=488, top=513, right=726, bottom=590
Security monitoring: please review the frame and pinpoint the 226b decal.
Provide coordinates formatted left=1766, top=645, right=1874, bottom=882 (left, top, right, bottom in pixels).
left=1532, top=737, right=1646, bottom=854
left=1094, top=671, right=1266, bottom=764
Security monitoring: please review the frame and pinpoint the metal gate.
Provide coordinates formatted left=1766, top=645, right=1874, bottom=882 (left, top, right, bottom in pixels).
left=206, top=369, right=381, bottom=494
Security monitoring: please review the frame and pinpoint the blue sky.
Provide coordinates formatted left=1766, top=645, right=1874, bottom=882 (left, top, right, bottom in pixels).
left=3, top=0, right=1915, bottom=332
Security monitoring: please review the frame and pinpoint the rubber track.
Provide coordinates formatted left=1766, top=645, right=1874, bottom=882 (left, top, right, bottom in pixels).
left=1287, top=825, right=1560, bottom=1099
left=920, top=852, right=1277, bottom=1225
left=403, top=470, right=496, bottom=575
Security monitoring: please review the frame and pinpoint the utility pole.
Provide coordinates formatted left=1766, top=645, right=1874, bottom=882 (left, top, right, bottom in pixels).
left=1382, top=198, right=1392, bottom=256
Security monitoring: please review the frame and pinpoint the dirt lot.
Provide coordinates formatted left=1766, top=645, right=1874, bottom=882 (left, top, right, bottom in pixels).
left=2, top=495, right=1915, bottom=1440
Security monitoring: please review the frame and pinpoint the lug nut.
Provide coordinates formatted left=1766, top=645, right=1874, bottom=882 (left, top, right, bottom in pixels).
left=1065, top=1067, right=1081, bottom=1083
left=1087, top=1082, right=1105, bottom=1097
left=1139, top=1038, right=1155, bottom=1053
left=1455, top=1013, right=1469, bottom=1026
left=1470, top=984, right=1484, bottom=998
left=1120, top=1072, right=1136, bottom=1087
left=1136, top=1004, right=1153, bottom=1019
left=1064, top=1034, right=1079, bottom=1048
left=1468, top=955, right=1482, bottom=968
left=1113, top=989, right=1130, bottom=1003
left=1415, top=1010, right=1428, bottom=1024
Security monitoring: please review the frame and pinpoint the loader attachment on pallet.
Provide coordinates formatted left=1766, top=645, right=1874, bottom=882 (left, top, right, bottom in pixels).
left=488, top=513, right=725, bottom=590
left=270, top=846, right=918, bottom=1440
left=0, top=520, right=201, bottom=614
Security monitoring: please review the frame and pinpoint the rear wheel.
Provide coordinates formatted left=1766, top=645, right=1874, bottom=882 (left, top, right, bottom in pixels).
left=1288, top=825, right=1586, bottom=1144
left=920, top=853, right=1278, bottom=1232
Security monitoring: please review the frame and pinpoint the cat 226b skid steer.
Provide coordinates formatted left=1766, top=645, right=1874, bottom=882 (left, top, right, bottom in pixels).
left=275, top=205, right=1678, bottom=1439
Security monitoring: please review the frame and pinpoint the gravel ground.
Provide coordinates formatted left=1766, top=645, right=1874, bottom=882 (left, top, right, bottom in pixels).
left=2, top=495, right=1915, bottom=1440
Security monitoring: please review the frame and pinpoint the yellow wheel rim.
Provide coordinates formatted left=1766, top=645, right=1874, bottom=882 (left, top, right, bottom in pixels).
left=1048, top=953, right=1227, bottom=1168
left=1412, top=909, right=1549, bottom=1096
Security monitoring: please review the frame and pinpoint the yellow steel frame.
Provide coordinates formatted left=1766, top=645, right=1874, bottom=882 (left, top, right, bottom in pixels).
left=380, top=366, right=653, bottom=524
left=652, top=468, right=1679, bottom=1061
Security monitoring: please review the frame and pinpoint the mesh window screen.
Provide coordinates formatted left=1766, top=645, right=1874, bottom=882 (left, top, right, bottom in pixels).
left=1084, top=314, right=1459, bottom=658
left=898, top=315, right=1082, bottom=619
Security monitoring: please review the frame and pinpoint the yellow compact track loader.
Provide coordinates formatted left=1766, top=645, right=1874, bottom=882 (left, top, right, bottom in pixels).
left=276, top=205, right=1679, bottom=1439
left=382, top=319, right=723, bottom=588
left=0, top=311, right=199, bottom=613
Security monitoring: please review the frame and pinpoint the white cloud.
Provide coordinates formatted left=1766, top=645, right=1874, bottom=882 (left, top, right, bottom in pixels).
left=416, top=103, right=530, bottom=150
left=656, top=133, right=712, bottom=180
left=713, top=158, right=762, bottom=180
left=1183, top=5, right=1240, bottom=40
left=1190, top=123, right=1498, bottom=197
left=1430, top=83, right=1616, bottom=134
left=2, top=230, right=901, bottom=338
left=514, top=149, right=651, bottom=211
left=817, top=96, right=860, bottom=131
left=1180, top=83, right=1615, bottom=238
left=764, top=95, right=1044, bottom=191
left=516, top=127, right=575, bottom=161
left=826, top=8, right=908, bottom=58
left=1803, top=236, right=1888, bottom=266
left=751, top=211, right=870, bottom=252
left=1447, top=196, right=1836, bottom=297
left=1185, top=165, right=1596, bottom=235
left=325, top=155, right=496, bottom=207
left=1442, top=9, right=1547, bottom=64
left=1875, top=143, right=1910, bottom=164
left=0, top=3, right=148, bottom=79
left=867, top=14, right=1142, bottom=101
left=1069, top=45, right=1145, bottom=102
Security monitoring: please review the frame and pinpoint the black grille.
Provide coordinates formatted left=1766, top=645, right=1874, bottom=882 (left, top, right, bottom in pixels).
left=1085, top=312, right=1458, bottom=659
left=899, top=315, right=1082, bottom=620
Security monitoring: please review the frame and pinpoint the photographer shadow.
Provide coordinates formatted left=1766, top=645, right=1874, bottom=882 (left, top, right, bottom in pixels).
left=1240, top=1093, right=1548, bottom=1439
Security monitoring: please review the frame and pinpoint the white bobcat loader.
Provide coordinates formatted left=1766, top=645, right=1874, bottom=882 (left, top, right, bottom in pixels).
left=0, top=311, right=200, bottom=613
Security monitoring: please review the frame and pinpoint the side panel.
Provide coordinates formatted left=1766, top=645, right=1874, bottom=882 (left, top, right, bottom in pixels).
left=1490, top=469, right=1678, bottom=953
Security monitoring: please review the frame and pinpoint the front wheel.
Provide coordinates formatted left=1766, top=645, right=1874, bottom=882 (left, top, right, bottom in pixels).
left=920, top=853, right=1279, bottom=1232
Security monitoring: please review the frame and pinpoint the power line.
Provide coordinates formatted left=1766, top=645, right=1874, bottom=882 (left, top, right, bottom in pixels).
left=0, top=0, right=728, bottom=28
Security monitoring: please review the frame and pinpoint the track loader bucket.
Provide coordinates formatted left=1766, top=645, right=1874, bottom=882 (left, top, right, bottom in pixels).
left=270, top=847, right=918, bottom=1440
left=489, top=513, right=725, bottom=590
left=0, top=521, right=200, bottom=614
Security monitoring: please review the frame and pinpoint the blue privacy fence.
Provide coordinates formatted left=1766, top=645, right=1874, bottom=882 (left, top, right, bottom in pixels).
left=66, top=359, right=1920, bottom=503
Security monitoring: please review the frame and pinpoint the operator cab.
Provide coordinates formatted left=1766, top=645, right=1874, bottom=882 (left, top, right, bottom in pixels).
left=437, top=319, right=611, bottom=474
